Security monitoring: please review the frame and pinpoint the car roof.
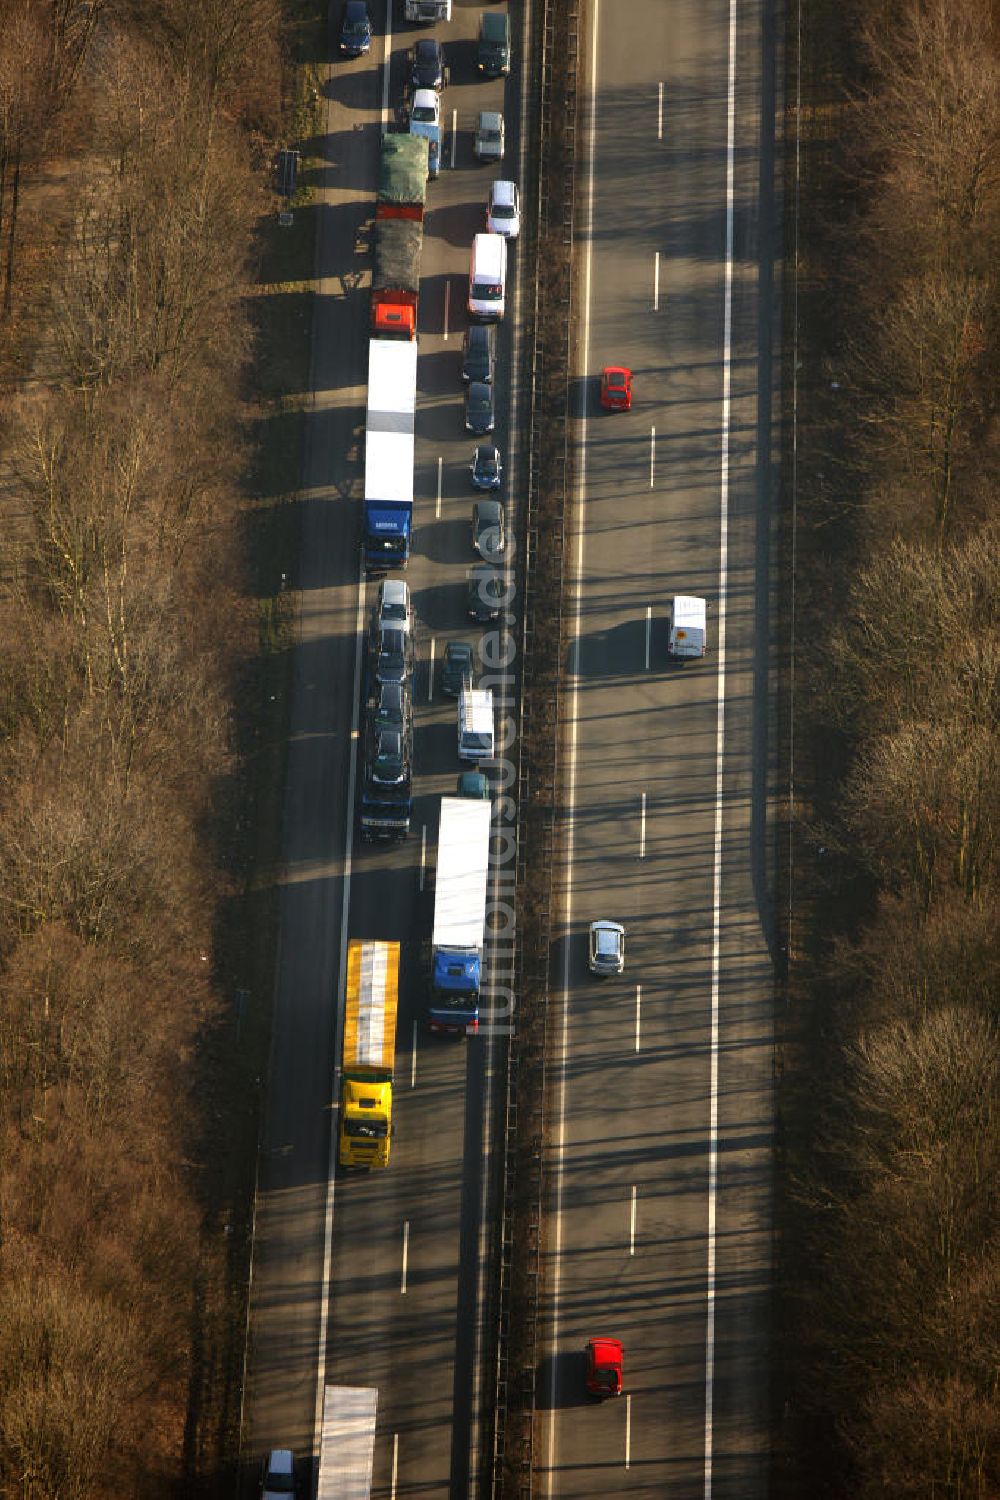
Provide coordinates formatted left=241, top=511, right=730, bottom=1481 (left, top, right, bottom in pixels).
left=380, top=578, right=408, bottom=606
left=588, top=1337, right=623, bottom=1361
left=490, top=179, right=516, bottom=206
left=469, top=380, right=492, bottom=399
left=266, top=1449, right=295, bottom=1475
left=467, top=322, right=493, bottom=344
left=413, top=87, right=438, bottom=108
left=476, top=498, right=502, bottom=520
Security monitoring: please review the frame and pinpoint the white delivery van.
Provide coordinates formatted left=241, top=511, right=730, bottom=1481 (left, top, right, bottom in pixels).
left=468, top=232, right=507, bottom=321
left=458, top=686, right=495, bottom=762
left=667, top=596, right=707, bottom=660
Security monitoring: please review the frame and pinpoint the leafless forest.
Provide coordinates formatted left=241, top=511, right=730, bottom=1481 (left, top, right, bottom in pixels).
left=0, top=0, right=285, bottom=1494
left=786, top=0, right=1000, bottom=1494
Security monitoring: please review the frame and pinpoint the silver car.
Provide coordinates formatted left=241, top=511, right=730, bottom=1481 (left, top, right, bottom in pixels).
left=588, top=920, right=625, bottom=976
left=474, top=110, right=505, bottom=163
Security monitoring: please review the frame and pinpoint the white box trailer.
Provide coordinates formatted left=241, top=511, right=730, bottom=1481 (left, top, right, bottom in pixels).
left=667, top=595, right=707, bottom=660
left=317, top=1385, right=377, bottom=1500
left=364, top=339, right=417, bottom=570
left=429, top=796, right=491, bottom=1032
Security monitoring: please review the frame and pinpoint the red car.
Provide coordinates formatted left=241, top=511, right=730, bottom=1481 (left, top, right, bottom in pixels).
left=600, top=366, right=633, bottom=410
left=584, top=1337, right=624, bottom=1398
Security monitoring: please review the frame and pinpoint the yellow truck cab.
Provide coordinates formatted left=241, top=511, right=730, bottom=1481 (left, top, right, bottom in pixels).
left=339, top=939, right=399, bottom=1169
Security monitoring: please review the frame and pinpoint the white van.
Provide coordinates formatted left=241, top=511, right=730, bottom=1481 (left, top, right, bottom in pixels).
left=667, top=596, right=707, bottom=660
left=468, top=232, right=507, bottom=321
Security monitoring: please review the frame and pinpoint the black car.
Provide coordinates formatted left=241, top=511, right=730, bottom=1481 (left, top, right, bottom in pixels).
left=339, top=0, right=372, bottom=54
left=470, top=444, right=502, bottom=491
left=369, top=624, right=413, bottom=690
left=467, top=565, right=505, bottom=622
left=441, top=640, right=474, bottom=697
left=369, top=678, right=412, bottom=736
left=473, top=498, right=506, bottom=563
left=464, top=381, right=495, bottom=435
left=410, top=38, right=446, bottom=90
left=462, top=323, right=496, bottom=384
left=369, top=728, right=410, bottom=787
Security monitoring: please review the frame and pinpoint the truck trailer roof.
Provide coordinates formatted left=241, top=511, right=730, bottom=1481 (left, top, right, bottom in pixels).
left=373, top=216, right=423, bottom=294
left=343, top=939, right=400, bottom=1075
left=317, top=1385, right=377, bottom=1500
left=365, top=340, right=417, bottom=508
left=377, top=133, right=428, bottom=213
left=433, top=797, right=491, bottom=952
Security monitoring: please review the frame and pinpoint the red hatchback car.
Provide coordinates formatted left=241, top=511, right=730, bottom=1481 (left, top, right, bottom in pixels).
left=584, top=1337, right=624, bottom=1398
left=600, top=366, right=633, bottom=410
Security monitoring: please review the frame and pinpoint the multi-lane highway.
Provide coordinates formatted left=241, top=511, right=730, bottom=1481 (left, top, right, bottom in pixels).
left=540, top=0, right=778, bottom=1497
left=242, top=1, right=526, bottom=1496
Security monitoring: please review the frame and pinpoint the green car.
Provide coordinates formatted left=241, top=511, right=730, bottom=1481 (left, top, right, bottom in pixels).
left=457, top=770, right=490, bottom=800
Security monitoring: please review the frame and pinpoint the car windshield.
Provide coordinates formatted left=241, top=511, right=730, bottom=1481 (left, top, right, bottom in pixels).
left=492, top=202, right=514, bottom=219
left=481, top=129, right=500, bottom=145
left=264, top=1475, right=295, bottom=1496
left=344, top=1117, right=388, bottom=1139
left=463, top=732, right=493, bottom=752
left=412, top=103, right=436, bottom=121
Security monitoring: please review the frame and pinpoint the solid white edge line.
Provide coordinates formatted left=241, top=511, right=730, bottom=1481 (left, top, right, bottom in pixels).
left=380, top=1, right=392, bottom=131
left=705, top=0, right=737, bottom=1492
left=428, top=636, right=436, bottom=702
left=436, top=454, right=443, bottom=518
left=411, top=1017, right=417, bottom=1088
left=546, top=0, right=601, bottom=1488
left=401, top=1220, right=409, bottom=1295
left=625, top=1392, right=632, bottom=1470
left=645, top=604, right=652, bottom=669
left=629, top=1184, right=637, bottom=1255
left=443, top=278, right=451, bottom=341
left=450, top=106, right=457, bottom=168
left=653, top=250, right=660, bottom=311
left=639, top=791, right=647, bottom=859
left=420, top=822, right=427, bottom=890
left=658, top=79, right=664, bottom=140
left=650, top=425, right=656, bottom=489
left=391, top=1433, right=399, bottom=1500
left=635, top=983, right=641, bottom=1052
left=314, top=562, right=366, bottom=1458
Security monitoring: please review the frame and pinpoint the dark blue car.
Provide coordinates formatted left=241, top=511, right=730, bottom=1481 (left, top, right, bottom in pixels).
left=340, top=0, right=372, bottom=55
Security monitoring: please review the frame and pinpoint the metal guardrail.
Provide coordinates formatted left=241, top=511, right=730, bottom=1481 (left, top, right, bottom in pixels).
left=489, top=0, right=581, bottom=1494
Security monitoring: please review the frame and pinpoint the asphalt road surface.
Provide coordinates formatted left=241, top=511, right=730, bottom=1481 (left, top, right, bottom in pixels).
left=242, top=1, right=525, bottom=1496
left=539, top=0, right=780, bottom=1497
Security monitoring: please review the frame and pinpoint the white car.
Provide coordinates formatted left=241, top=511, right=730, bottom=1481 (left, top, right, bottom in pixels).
left=373, top=577, right=412, bottom=634
left=487, top=179, right=520, bottom=238
left=588, top=920, right=625, bottom=976
left=261, top=1449, right=296, bottom=1498
left=409, top=87, right=440, bottom=128
left=474, top=110, right=505, bottom=163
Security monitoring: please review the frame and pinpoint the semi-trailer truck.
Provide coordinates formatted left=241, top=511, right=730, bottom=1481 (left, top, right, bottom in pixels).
left=339, top=938, right=399, bottom=1167
left=317, top=1385, right=378, bottom=1500
left=429, top=796, right=491, bottom=1033
left=364, top=338, right=416, bottom=572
